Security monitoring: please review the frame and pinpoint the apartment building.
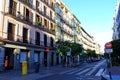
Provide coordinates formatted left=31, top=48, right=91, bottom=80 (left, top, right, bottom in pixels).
left=0, top=0, right=101, bottom=71
left=72, top=15, right=81, bottom=44
left=55, top=0, right=74, bottom=42
left=0, top=0, right=57, bottom=70
left=95, top=43, right=100, bottom=54
left=54, top=0, right=100, bottom=53
left=113, top=2, right=120, bottom=40
left=80, top=27, right=95, bottom=52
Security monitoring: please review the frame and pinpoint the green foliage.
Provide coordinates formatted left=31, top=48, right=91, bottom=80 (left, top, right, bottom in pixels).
left=110, top=39, right=120, bottom=66
left=86, top=49, right=97, bottom=58
left=56, top=40, right=82, bottom=56
left=36, top=21, right=41, bottom=26
left=82, top=52, right=88, bottom=58
left=70, top=42, right=82, bottom=56
left=56, top=40, right=70, bottom=56
left=111, top=39, right=120, bottom=57
left=25, top=0, right=29, bottom=3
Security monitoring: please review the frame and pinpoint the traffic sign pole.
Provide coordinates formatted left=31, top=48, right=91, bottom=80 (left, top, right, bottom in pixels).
left=109, top=54, right=112, bottom=80
left=105, top=42, right=113, bottom=80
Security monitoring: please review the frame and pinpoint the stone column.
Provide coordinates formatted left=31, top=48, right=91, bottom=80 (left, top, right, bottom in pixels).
left=13, top=48, right=20, bottom=70
left=40, top=51, right=44, bottom=67
left=53, top=52, right=56, bottom=66
left=28, top=50, right=34, bottom=69
left=0, top=47, right=5, bottom=69
left=47, top=51, right=51, bottom=67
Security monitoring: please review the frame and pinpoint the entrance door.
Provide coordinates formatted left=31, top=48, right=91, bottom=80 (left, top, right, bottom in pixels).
left=44, top=52, right=47, bottom=67
left=4, top=48, right=14, bottom=70
left=51, top=53, right=54, bottom=66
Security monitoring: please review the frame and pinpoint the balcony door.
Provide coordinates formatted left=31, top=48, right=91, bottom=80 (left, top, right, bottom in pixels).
left=50, top=37, right=54, bottom=47
left=9, top=0, right=17, bottom=16
left=35, top=32, right=40, bottom=45
left=44, top=34, right=47, bottom=47
left=7, top=23, right=15, bottom=41
left=23, top=28, right=28, bottom=43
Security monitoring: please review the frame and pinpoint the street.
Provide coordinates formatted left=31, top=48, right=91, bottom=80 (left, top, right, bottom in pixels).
left=37, top=60, right=106, bottom=80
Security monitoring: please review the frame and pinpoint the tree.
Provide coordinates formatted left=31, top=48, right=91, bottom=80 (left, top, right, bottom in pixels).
left=70, top=42, right=82, bottom=56
left=111, top=39, right=120, bottom=57
left=110, top=39, right=120, bottom=66
left=56, top=40, right=71, bottom=56
left=56, top=40, right=82, bottom=56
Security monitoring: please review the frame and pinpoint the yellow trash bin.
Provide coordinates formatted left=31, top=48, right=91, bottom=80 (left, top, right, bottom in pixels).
left=22, top=61, right=27, bottom=75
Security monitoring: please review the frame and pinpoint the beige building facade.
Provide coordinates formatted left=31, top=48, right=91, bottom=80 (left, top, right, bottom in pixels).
left=55, top=0, right=74, bottom=42
left=0, top=0, right=58, bottom=70
left=0, top=0, right=101, bottom=71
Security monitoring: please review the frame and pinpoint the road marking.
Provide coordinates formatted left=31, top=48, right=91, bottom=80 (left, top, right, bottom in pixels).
left=76, top=68, right=90, bottom=75
left=68, top=67, right=88, bottom=74
left=85, top=60, right=105, bottom=76
left=95, top=69, right=104, bottom=76
left=59, top=68, right=78, bottom=74
left=85, top=68, right=96, bottom=76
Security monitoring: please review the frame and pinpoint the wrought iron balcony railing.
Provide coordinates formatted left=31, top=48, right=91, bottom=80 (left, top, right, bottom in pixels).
left=0, top=31, right=56, bottom=48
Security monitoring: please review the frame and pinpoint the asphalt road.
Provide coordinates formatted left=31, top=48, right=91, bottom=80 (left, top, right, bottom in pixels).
left=36, top=60, right=106, bottom=80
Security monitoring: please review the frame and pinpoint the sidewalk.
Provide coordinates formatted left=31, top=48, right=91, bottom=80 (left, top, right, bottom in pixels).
left=0, top=65, right=73, bottom=80
left=102, top=66, right=120, bottom=80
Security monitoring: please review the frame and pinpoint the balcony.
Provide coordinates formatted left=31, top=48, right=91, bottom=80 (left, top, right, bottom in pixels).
left=61, top=28, right=73, bottom=37
left=34, top=23, right=55, bottom=35
left=35, top=9, right=55, bottom=23
left=56, top=21, right=62, bottom=27
left=1, top=31, right=56, bottom=48
left=19, top=0, right=33, bottom=9
left=41, top=0, right=55, bottom=11
left=8, top=12, right=55, bottom=35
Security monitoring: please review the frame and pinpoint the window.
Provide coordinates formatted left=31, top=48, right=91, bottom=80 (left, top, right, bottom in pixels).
left=44, top=34, right=47, bottom=47
left=35, top=32, right=40, bottom=45
left=7, top=23, right=15, bottom=41
left=50, top=23, right=54, bottom=30
left=9, top=0, right=17, bottom=16
left=44, top=6, right=46, bottom=15
left=23, top=28, right=28, bottom=43
left=36, top=0, right=40, bottom=9
left=24, top=7, right=32, bottom=22
left=50, top=10, right=52, bottom=18
left=44, top=19, right=48, bottom=27
left=45, top=0, right=48, bottom=4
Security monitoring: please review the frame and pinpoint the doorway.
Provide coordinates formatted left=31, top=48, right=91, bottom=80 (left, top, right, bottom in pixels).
left=51, top=53, right=54, bottom=66
left=44, top=52, right=47, bottom=67
left=4, top=48, right=14, bottom=70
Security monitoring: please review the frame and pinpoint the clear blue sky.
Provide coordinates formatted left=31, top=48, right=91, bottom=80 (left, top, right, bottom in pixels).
left=62, top=0, right=119, bottom=52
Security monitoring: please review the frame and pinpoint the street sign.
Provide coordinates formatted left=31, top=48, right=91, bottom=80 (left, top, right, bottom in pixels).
left=105, top=42, right=113, bottom=54
left=105, top=49, right=113, bottom=54
left=105, top=42, right=112, bottom=49
left=46, top=48, right=50, bottom=53
left=67, top=51, right=71, bottom=56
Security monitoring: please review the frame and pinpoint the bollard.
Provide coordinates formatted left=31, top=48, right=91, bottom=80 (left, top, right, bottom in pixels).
left=22, top=61, right=27, bottom=75
left=35, top=62, right=39, bottom=73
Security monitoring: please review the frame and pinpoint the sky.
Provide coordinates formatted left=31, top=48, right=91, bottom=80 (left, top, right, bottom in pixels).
left=62, top=0, right=119, bottom=52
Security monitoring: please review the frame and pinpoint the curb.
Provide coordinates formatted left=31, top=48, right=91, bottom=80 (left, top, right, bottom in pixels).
left=101, top=68, right=110, bottom=80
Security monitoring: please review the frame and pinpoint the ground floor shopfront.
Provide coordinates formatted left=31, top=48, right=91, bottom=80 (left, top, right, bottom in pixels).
left=0, top=43, right=61, bottom=71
